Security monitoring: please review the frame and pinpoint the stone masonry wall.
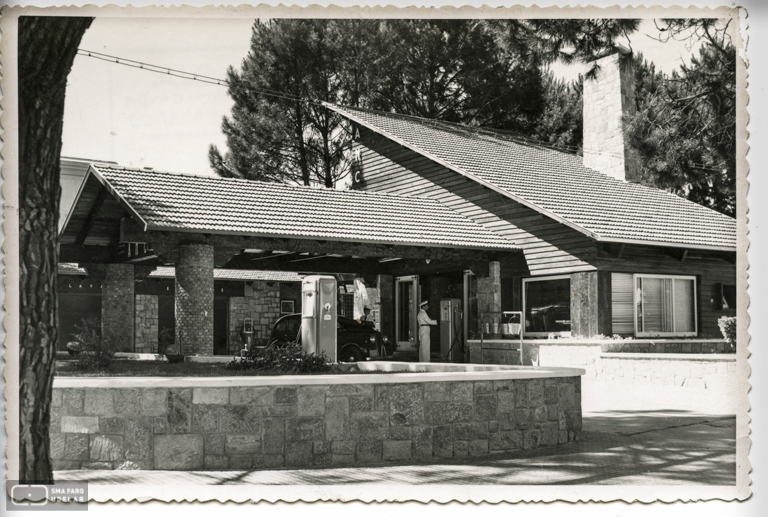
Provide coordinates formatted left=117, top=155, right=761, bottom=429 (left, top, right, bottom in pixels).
left=583, top=52, right=640, bottom=182
left=476, top=261, right=501, bottom=335
left=519, top=341, right=735, bottom=388
left=176, top=244, right=214, bottom=355
left=595, top=354, right=737, bottom=390
left=229, top=282, right=281, bottom=353
left=134, top=295, right=159, bottom=354
left=49, top=376, right=582, bottom=471
left=102, top=264, right=134, bottom=352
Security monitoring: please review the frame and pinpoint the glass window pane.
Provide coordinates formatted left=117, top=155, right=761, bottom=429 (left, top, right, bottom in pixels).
left=638, top=277, right=674, bottom=333
left=674, top=279, right=695, bottom=332
left=524, top=278, right=571, bottom=334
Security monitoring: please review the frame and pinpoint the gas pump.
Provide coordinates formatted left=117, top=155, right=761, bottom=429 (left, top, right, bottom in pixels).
left=440, top=299, right=463, bottom=363
left=240, top=318, right=254, bottom=355
left=301, top=275, right=337, bottom=362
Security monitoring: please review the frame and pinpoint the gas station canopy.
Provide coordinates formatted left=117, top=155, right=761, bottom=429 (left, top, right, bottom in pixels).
left=59, top=164, right=520, bottom=275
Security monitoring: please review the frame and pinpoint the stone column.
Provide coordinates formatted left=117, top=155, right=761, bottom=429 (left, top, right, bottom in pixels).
left=476, top=261, right=502, bottom=334
left=102, top=263, right=135, bottom=352
left=176, top=244, right=214, bottom=355
left=570, top=270, right=611, bottom=338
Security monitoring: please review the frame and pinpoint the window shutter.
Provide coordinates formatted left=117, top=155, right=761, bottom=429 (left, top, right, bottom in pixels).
left=611, top=273, right=634, bottom=334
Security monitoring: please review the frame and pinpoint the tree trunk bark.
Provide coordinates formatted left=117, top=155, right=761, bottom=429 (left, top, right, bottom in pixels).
left=18, top=15, right=92, bottom=484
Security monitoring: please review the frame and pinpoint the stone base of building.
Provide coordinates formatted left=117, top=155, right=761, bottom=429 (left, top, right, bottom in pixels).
left=50, top=367, right=583, bottom=471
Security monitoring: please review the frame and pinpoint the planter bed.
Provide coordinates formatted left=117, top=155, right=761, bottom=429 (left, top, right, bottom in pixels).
left=50, top=362, right=584, bottom=471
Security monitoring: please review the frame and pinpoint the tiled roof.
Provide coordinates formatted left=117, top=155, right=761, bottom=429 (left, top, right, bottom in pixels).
left=89, top=165, right=518, bottom=251
left=328, top=105, right=737, bottom=250
left=149, top=267, right=303, bottom=282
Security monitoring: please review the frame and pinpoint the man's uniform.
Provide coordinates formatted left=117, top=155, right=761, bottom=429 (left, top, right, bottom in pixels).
left=417, top=301, right=438, bottom=362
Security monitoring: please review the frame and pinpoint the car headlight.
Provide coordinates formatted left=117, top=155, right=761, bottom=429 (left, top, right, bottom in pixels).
left=382, top=335, right=389, bottom=342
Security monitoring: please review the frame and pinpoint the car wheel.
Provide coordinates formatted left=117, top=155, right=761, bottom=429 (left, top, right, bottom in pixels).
left=340, top=346, right=363, bottom=363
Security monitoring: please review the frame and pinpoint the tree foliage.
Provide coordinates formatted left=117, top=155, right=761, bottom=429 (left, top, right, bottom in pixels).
left=625, top=19, right=736, bottom=216
left=211, top=19, right=638, bottom=186
left=211, top=17, right=736, bottom=216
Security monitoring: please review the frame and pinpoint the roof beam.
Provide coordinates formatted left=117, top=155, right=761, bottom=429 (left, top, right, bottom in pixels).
left=74, top=188, right=108, bottom=245
left=119, top=219, right=515, bottom=263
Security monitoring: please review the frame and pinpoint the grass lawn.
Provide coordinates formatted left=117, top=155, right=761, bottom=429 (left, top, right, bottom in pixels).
left=54, top=358, right=377, bottom=377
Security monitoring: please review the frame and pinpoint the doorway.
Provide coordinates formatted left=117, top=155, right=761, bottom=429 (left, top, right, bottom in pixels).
left=213, top=297, right=229, bottom=355
left=395, top=275, right=419, bottom=354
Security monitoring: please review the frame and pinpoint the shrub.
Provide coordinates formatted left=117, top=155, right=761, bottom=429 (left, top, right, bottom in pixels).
left=158, top=327, right=177, bottom=355
left=228, top=342, right=332, bottom=373
left=718, top=316, right=737, bottom=349
left=70, top=317, right=115, bottom=369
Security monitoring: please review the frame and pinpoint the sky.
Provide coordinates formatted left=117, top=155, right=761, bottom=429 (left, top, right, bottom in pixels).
left=62, top=17, right=714, bottom=178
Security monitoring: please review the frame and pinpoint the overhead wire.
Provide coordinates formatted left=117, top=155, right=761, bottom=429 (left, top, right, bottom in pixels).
left=76, top=48, right=729, bottom=174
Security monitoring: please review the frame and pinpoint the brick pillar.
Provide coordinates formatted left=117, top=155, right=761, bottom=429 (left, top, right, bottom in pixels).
left=102, top=264, right=135, bottom=352
left=176, top=244, right=214, bottom=355
left=476, top=261, right=502, bottom=334
left=570, top=270, right=611, bottom=338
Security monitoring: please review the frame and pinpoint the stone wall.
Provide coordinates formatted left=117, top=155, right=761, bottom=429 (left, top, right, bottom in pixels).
left=102, top=264, right=135, bottom=352
left=583, top=51, right=640, bottom=182
left=134, top=295, right=159, bottom=354
left=476, top=261, right=501, bottom=335
left=229, top=281, right=282, bottom=353
left=595, top=353, right=737, bottom=390
left=50, top=374, right=583, bottom=471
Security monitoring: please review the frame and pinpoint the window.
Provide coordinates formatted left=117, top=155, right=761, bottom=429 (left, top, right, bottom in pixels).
left=633, top=274, right=697, bottom=337
left=340, top=293, right=355, bottom=318
left=611, top=273, right=635, bottom=334
left=720, top=284, right=737, bottom=310
left=522, top=276, right=571, bottom=337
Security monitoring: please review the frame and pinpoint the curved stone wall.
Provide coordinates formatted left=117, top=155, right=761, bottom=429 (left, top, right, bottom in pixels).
left=50, top=365, right=584, bottom=471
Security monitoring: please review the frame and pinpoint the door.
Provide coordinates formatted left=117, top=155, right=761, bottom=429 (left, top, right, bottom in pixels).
left=395, top=275, right=419, bottom=353
left=213, top=297, right=229, bottom=355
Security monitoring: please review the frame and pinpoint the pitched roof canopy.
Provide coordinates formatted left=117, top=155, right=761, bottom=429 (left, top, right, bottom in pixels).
left=57, top=263, right=303, bottom=282
left=328, top=105, right=737, bottom=251
left=61, top=165, right=518, bottom=252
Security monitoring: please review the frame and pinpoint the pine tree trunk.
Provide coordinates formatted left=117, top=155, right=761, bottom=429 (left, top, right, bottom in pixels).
left=18, top=16, right=92, bottom=484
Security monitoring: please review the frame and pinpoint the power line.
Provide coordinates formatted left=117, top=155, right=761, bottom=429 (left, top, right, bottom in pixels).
left=76, top=48, right=730, bottom=174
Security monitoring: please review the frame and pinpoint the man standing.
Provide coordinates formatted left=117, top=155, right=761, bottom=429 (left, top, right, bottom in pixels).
left=417, top=300, right=438, bottom=362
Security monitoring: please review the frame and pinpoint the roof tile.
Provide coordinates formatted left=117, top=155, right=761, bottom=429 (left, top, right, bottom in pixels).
left=91, top=165, right=517, bottom=251
left=330, top=106, right=736, bottom=250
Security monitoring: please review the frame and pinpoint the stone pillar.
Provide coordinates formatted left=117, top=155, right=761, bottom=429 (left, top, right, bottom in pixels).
left=476, top=261, right=502, bottom=334
left=102, top=264, right=135, bottom=352
left=570, top=270, right=612, bottom=338
left=583, top=50, right=640, bottom=182
left=176, top=244, right=214, bottom=355
left=135, top=294, right=159, bottom=353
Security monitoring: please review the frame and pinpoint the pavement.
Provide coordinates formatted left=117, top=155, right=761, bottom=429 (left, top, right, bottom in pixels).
left=54, top=378, right=737, bottom=486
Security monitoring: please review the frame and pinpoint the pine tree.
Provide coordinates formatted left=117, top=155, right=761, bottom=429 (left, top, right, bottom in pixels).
left=18, top=15, right=93, bottom=483
left=625, top=20, right=736, bottom=216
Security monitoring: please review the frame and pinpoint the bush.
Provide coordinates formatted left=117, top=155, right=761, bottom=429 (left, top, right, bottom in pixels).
left=70, top=317, right=116, bottom=369
left=718, top=316, right=737, bottom=349
left=158, top=327, right=177, bottom=355
left=228, top=342, right=332, bottom=373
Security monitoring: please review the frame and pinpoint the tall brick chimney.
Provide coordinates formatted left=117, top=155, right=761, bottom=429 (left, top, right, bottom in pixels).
left=582, top=47, right=640, bottom=182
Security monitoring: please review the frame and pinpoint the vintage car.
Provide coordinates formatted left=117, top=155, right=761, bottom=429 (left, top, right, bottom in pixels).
left=266, top=313, right=394, bottom=362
